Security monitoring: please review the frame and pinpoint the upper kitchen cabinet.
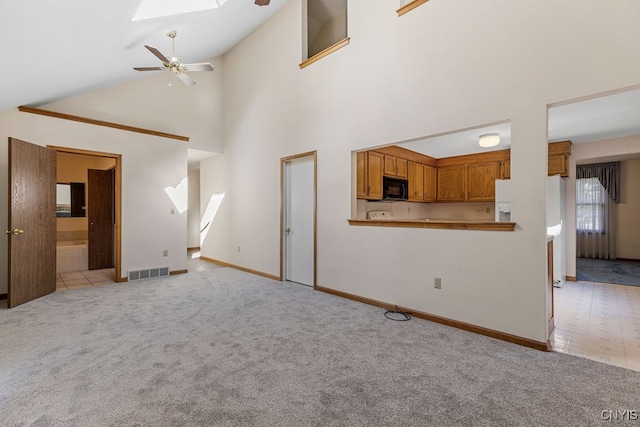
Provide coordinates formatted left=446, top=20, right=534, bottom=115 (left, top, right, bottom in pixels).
left=384, top=155, right=408, bottom=179
left=437, top=165, right=466, bottom=201
left=498, top=141, right=571, bottom=179
left=356, top=151, right=383, bottom=200
left=547, top=141, right=571, bottom=177
left=467, top=162, right=501, bottom=201
left=407, top=161, right=424, bottom=201
left=424, top=165, right=437, bottom=202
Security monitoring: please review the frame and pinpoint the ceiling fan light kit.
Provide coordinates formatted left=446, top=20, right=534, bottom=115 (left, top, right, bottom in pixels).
left=133, top=30, right=214, bottom=86
left=255, top=0, right=271, bottom=5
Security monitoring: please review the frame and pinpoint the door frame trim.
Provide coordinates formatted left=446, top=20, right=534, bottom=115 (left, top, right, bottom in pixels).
left=280, top=151, right=317, bottom=288
left=48, top=146, right=124, bottom=282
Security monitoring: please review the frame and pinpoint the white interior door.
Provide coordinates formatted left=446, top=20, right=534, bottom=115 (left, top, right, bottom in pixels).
left=284, top=155, right=315, bottom=286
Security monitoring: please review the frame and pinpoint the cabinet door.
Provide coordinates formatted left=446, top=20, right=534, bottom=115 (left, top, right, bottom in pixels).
left=356, top=152, right=367, bottom=199
left=383, top=155, right=396, bottom=176
left=501, top=160, right=511, bottom=179
left=424, top=165, right=436, bottom=202
left=367, top=151, right=384, bottom=200
left=548, top=154, right=568, bottom=177
left=413, top=163, right=424, bottom=201
left=407, top=162, right=424, bottom=201
left=437, top=165, right=466, bottom=201
left=396, top=159, right=408, bottom=179
left=467, top=162, right=500, bottom=201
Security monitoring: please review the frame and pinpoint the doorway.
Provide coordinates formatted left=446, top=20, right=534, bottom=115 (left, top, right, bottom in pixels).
left=50, top=146, right=122, bottom=283
left=281, top=151, right=317, bottom=287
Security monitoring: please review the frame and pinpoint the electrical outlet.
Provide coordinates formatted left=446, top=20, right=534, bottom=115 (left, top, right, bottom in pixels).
left=408, top=206, right=411, bottom=213
left=485, top=207, right=490, bottom=214
left=163, top=250, right=168, bottom=257
left=237, top=246, right=241, bottom=252
left=434, top=277, right=442, bottom=289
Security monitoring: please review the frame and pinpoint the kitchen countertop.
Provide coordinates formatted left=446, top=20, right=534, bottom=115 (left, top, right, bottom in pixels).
left=348, top=218, right=516, bottom=231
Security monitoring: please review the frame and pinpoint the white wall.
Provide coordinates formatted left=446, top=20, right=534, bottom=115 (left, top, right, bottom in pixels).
left=42, top=57, right=225, bottom=153
left=199, top=0, right=640, bottom=343
left=565, top=135, right=640, bottom=277
left=0, top=109, right=188, bottom=293
left=187, top=167, right=201, bottom=248
left=617, top=159, right=640, bottom=259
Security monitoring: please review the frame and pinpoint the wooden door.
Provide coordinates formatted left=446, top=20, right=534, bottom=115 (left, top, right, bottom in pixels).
left=88, top=168, right=114, bottom=270
left=7, top=138, right=56, bottom=308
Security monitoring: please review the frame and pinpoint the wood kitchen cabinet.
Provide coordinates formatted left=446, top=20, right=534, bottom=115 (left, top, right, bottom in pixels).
left=357, top=151, right=384, bottom=200
left=424, top=165, right=436, bottom=202
left=467, top=162, right=501, bottom=201
left=501, top=160, right=511, bottom=179
left=383, top=155, right=407, bottom=178
left=437, top=165, right=466, bottom=201
left=407, top=161, right=424, bottom=201
left=500, top=140, right=570, bottom=179
left=548, top=154, right=568, bottom=176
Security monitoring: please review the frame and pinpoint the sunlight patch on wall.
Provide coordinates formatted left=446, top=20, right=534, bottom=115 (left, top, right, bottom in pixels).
left=200, top=193, right=225, bottom=244
left=165, top=177, right=188, bottom=214
left=133, top=0, right=228, bottom=21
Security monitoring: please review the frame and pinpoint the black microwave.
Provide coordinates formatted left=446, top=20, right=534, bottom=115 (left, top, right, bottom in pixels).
left=383, top=177, right=408, bottom=201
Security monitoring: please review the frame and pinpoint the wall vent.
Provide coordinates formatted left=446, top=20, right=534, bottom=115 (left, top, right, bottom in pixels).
left=128, top=267, right=170, bottom=281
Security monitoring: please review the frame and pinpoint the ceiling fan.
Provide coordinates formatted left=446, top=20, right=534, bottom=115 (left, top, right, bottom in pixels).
left=133, top=30, right=214, bottom=86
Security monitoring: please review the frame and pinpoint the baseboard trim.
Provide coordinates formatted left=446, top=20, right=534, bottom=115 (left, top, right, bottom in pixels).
left=187, top=247, right=201, bottom=251
left=617, top=257, right=640, bottom=263
left=170, top=269, right=188, bottom=276
left=0, top=293, right=7, bottom=300
left=566, top=276, right=577, bottom=282
left=116, top=277, right=128, bottom=283
left=315, top=285, right=550, bottom=352
left=199, top=256, right=281, bottom=281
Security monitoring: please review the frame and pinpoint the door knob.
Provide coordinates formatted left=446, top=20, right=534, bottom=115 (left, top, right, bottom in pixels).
left=4, top=229, right=24, bottom=235
left=285, top=228, right=291, bottom=233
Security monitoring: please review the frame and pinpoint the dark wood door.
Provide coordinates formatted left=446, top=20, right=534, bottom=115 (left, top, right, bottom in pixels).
left=7, top=138, right=57, bottom=308
left=88, top=168, right=114, bottom=270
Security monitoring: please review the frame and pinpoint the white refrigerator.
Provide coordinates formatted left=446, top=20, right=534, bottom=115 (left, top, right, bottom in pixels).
left=495, top=176, right=566, bottom=286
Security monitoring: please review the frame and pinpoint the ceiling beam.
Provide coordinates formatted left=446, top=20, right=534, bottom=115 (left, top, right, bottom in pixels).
left=18, top=106, right=190, bottom=142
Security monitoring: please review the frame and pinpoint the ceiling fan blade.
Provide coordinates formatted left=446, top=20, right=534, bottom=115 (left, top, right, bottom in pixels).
left=183, top=63, right=214, bottom=72
left=177, top=73, right=197, bottom=86
left=255, top=0, right=270, bottom=5
left=144, top=45, right=169, bottom=63
left=133, top=67, right=165, bottom=71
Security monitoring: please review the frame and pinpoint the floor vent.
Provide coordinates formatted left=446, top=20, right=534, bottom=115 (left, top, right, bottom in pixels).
left=128, top=267, right=170, bottom=281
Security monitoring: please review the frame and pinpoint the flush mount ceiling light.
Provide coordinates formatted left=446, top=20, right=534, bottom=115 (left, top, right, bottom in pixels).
left=478, top=133, right=500, bottom=148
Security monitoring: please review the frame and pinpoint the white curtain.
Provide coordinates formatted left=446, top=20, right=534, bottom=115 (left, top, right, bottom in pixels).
left=576, top=177, right=616, bottom=259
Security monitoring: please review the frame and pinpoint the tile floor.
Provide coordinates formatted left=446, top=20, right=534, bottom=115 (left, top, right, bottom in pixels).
left=551, top=280, right=640, bottom=372
left=56, top=268, right=116, bottom=291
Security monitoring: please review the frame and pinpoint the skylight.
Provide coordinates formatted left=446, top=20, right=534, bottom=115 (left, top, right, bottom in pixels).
left=133, top=0, right=228, bottom=21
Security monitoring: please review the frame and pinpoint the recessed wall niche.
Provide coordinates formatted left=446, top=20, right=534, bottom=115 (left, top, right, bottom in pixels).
left=303, top=0, right=347, bottom=59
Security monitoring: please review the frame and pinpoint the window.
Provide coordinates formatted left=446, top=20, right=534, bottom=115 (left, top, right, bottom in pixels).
left=576, top=177, right=605, bottom=232
left=397, top=0, right=430, bottom=17
left=300, top=0, right=349, bottom=68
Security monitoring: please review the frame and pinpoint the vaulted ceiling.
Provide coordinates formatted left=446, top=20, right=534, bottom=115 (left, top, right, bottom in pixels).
left=0, top=0, right=292, bottom=112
